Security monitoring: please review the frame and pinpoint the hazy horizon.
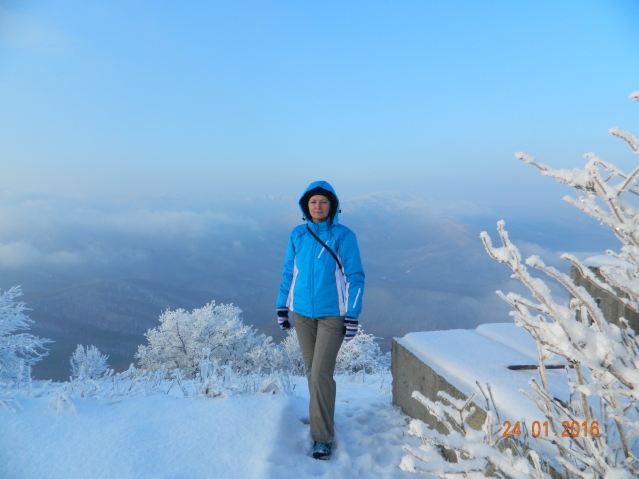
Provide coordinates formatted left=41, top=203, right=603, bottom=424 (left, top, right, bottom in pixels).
left=2, top=187, right=617, bottom=380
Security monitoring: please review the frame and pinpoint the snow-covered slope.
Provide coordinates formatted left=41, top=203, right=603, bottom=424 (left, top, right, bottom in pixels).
left=0, top=376, right=422, bottom=479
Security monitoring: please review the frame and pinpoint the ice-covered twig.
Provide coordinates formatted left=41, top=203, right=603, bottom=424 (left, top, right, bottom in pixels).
left=525, top=255, right=609, bottom=334
left=610, top=127, right=639, bottom=156
left=402, top=384, right=551, bottom=479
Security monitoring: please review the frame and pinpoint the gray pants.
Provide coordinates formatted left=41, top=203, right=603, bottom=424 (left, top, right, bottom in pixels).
left=292, top=313, right=345, bottom=444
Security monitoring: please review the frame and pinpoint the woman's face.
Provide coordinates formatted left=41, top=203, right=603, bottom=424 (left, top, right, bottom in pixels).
left=308, top=195, right=331, bottom=223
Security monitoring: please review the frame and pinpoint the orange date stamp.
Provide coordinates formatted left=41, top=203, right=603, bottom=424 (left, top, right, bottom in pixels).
left=502, top=420, right=600, bottom=438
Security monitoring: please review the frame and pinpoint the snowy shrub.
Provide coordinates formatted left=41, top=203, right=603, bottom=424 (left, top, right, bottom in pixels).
left=402, top=92, right=639, bottom=478
left=49, top=387, right=77, bottom=414
left=335, top=326, right=390, bottom=375
left=192, top=347, right=293, bottom=398
left=67, top=363, right=168, bottom=398
left=280, top=328, right=305, bottom=375
left=135, top=302, right=280, bottom=378
left=195, top=349, right=234, bottom=398
left=0, top=286, right=50, bottom=383
left=70, top=345, right=110, bottom=380
left=280, top=326, right=389, bottom=376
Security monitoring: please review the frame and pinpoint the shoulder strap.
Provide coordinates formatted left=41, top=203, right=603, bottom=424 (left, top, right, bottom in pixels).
left=306, top=225, right=344, bottom=273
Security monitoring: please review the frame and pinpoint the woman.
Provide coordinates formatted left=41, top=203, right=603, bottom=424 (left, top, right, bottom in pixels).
left=276, top=180, right=365, bottom=460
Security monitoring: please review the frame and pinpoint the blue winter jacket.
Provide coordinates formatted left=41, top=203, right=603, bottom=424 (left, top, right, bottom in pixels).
left=276, top=181, right=365, bottom=319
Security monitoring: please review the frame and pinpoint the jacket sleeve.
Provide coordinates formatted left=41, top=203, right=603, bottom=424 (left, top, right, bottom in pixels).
left=276, top=230, right=296, bottom=309
left=340, top=230, right=365, bottom=319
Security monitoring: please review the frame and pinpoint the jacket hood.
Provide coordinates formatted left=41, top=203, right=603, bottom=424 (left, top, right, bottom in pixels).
left=299, top=180, right=340, bottom=224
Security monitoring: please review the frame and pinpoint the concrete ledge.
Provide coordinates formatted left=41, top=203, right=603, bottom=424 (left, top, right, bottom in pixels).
left=391, top=326, right=564, bottom=478
left=391, top=338, right=486, bottom=433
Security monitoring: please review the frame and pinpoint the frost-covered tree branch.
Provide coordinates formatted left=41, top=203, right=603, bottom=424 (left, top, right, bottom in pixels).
left=0, top=286, right=51, bottom=383
left=403, top=92, right=639, bottom=478
left=400, top=384, right=550, bottom=479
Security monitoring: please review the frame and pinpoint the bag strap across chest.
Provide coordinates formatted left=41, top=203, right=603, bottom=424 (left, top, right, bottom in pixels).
left=306, top=225, right=344, bottom=273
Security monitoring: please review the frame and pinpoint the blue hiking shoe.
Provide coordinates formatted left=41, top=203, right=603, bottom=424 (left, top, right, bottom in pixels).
left=312, top=441, right=332, bottom=460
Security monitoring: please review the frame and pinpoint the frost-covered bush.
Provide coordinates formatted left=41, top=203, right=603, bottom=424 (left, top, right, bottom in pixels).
left=193, top=348, right=294, bottom=398
left=336, top=326, right=390, bottom=375
left=0, top=286, right=50, bottom=382
left=402, top=92, right=639, bottom=478
left=135, top=302, right=280, bottom=378
left=280, top=326, right=389, bottom=376
left=67, top=363, right=168, bottom=399
left=70, top=345, right=109, bottom=380
left=0, top=362, right=53, bottom=413
left=280, top=328, right=305, bottom=375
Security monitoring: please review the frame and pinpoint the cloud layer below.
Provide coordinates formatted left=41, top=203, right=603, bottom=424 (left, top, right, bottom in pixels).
left=0, top=189, right=617, bottom=379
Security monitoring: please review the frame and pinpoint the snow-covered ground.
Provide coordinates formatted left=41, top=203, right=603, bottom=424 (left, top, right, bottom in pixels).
left=0, top=374, right=424, bottom=479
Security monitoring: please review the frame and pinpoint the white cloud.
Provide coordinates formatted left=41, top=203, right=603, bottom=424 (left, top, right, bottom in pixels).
left=98, top=209, right=257, bottom=238
left=0, top=192, right=260, bottom=242
left=0, top=242, right=41, bottom=268
left=0, top=242, right=83, bottom=268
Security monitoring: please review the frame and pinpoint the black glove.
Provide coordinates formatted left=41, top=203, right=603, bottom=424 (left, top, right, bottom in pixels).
left=277, top=307, right=291, bottom=330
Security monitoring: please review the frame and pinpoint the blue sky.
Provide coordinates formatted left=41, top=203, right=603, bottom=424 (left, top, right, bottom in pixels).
left=2, top=0, right=638, bottom=208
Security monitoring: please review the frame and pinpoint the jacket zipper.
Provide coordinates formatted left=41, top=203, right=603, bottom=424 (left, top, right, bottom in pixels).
left=310, top=225, right=316, bottom=318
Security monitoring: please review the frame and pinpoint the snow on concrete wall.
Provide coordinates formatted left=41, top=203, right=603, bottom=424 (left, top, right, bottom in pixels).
left=392, top=323, right=571, bottom=435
